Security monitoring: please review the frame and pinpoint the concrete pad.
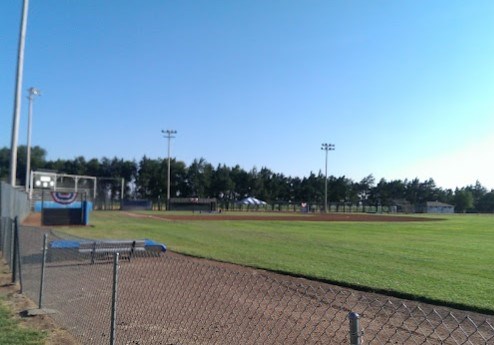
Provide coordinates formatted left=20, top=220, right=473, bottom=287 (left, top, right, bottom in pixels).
left=24, top=308, right=58, bottom=316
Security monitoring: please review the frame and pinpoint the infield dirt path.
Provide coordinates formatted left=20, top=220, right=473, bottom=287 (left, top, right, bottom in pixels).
left=122, top=211, right=441, bottom=223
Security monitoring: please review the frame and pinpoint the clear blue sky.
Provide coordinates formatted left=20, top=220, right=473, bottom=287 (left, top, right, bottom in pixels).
left=2, top=1, right=494, bottom=190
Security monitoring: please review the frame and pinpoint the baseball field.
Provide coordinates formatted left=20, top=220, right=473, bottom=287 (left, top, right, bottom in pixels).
left=52, top=211, right=494, bottom=313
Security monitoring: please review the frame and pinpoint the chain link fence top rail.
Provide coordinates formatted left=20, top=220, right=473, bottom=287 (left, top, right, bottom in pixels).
left=8, top=225, right=494, bottom=345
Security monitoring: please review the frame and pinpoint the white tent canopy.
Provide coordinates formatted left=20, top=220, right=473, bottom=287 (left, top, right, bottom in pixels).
left=237, top=197, right=267, bottom=205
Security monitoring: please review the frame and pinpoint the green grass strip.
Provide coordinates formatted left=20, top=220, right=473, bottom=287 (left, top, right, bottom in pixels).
left=0, top=298, right=45, bottom=345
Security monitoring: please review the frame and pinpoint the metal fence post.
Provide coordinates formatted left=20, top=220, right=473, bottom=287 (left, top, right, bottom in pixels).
left=11, top=217, right=18, bottom=283
left=0, top=219, right=4, bottom=257
left=7, top=219, right=13, bottom=269
left=349, top=312, right=363, bottom=345
left=16, top=222, right=23, bottom=293
left=110, top=252, right=119, bottom=345
left=38, top=233, right=48, bottom=309
left=0, top=218, right=7, bottom=257
left=91, top=241, right=96, bottom=265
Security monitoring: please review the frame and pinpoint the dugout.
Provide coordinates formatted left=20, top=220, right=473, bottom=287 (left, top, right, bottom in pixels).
left=121, top=199, right=153, bottom=211
left=169, top=197, right=217, bottom=212
left=39, top=191, right=90, bottom=226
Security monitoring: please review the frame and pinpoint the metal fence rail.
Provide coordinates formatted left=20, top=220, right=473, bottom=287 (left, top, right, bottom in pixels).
left=1, top=220, right=493, bottom=344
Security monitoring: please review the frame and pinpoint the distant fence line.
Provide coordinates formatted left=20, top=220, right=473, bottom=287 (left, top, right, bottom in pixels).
left=145, top=200, right=395, bottom=213
left=0, top=216, right=493, bottom=344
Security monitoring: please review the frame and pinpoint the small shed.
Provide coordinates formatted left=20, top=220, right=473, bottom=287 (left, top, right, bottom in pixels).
left=391, top=199, right=415, bottom=213
left=422, top=201, right=454, bottom=214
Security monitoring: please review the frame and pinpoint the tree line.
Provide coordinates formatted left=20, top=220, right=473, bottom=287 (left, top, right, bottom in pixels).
left=1, top=146, right=493, bottom=213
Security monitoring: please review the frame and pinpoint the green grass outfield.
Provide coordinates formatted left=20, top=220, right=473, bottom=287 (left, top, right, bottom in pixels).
left=57, top=211, right=494, bottom=313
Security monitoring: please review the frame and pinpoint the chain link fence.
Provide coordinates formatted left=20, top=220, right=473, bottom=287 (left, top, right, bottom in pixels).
left=0, top=218, right=493, bottom=344
left=0, top=217, right=16, bottom=272
left=0, top=181, right=31, bottom=219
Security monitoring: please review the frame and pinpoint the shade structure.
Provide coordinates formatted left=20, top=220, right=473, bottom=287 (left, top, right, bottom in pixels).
left=237, top=197, right=267, bottom=205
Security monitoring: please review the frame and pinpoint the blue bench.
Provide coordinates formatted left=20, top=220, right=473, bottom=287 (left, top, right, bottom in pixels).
left=48, top=239, right=166, bottom=263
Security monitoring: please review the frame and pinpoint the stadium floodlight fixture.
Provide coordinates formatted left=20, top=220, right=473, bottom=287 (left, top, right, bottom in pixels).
left=29, top=87, right=40, bottom=96
left=321, top=143, right=335, bottom=213
left=162, top=129, right=177, bottom=210
left=25, top=87, right=41, bottom=192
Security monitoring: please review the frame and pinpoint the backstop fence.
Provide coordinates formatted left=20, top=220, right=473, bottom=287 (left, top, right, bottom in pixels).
left=1, top=218, right=493, bottom=344
left=28, top=172, right=126, bottom=211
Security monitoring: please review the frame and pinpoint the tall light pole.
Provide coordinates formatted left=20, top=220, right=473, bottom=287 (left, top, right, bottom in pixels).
left=162, top=129, right=177, bottom=211
left=9, top=0, right=30, bottom=186
left=321, top=143, right=335, bottom=213
left=25, top=87, right=41, bottom=192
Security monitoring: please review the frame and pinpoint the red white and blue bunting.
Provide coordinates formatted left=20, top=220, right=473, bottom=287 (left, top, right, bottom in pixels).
left=51, top=192, right=78, bottom=205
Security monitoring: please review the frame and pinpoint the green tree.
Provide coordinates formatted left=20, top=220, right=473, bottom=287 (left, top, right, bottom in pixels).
left=476, top=191, right=494, bottom=213
left=170, top=159, right=187, bottom=198
left=0, top=145, right=47, bottom=184
left=0, top=147, right=9, bottom=180
left=454, top=188, right=474, bottom=213
left=187, top=158, right=213, bottom=197
left=136, top=156, right=163, bottom=199
left=230, top=165, right=250, bottom=199
left=300, top=172, right=323, bottom=203
left=468, top=181, right=488, bottom=212
left=327, top=176, right=352, bottom=204
left=211, top=164, right=234, bottom=198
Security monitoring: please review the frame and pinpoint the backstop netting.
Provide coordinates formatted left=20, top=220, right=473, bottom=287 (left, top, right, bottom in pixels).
left=30, top=171, right=97, bottom=202
left=30, top=171, right=125, bottom=210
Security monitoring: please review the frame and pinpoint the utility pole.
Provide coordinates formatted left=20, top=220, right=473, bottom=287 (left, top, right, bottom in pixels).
left=321, top=143, right=335, bottom=213
left=25, top=87, right=41, bottom=192
left=162, top=129, right=177, bottom=211
left=9, top=0, right=30, bottom=186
